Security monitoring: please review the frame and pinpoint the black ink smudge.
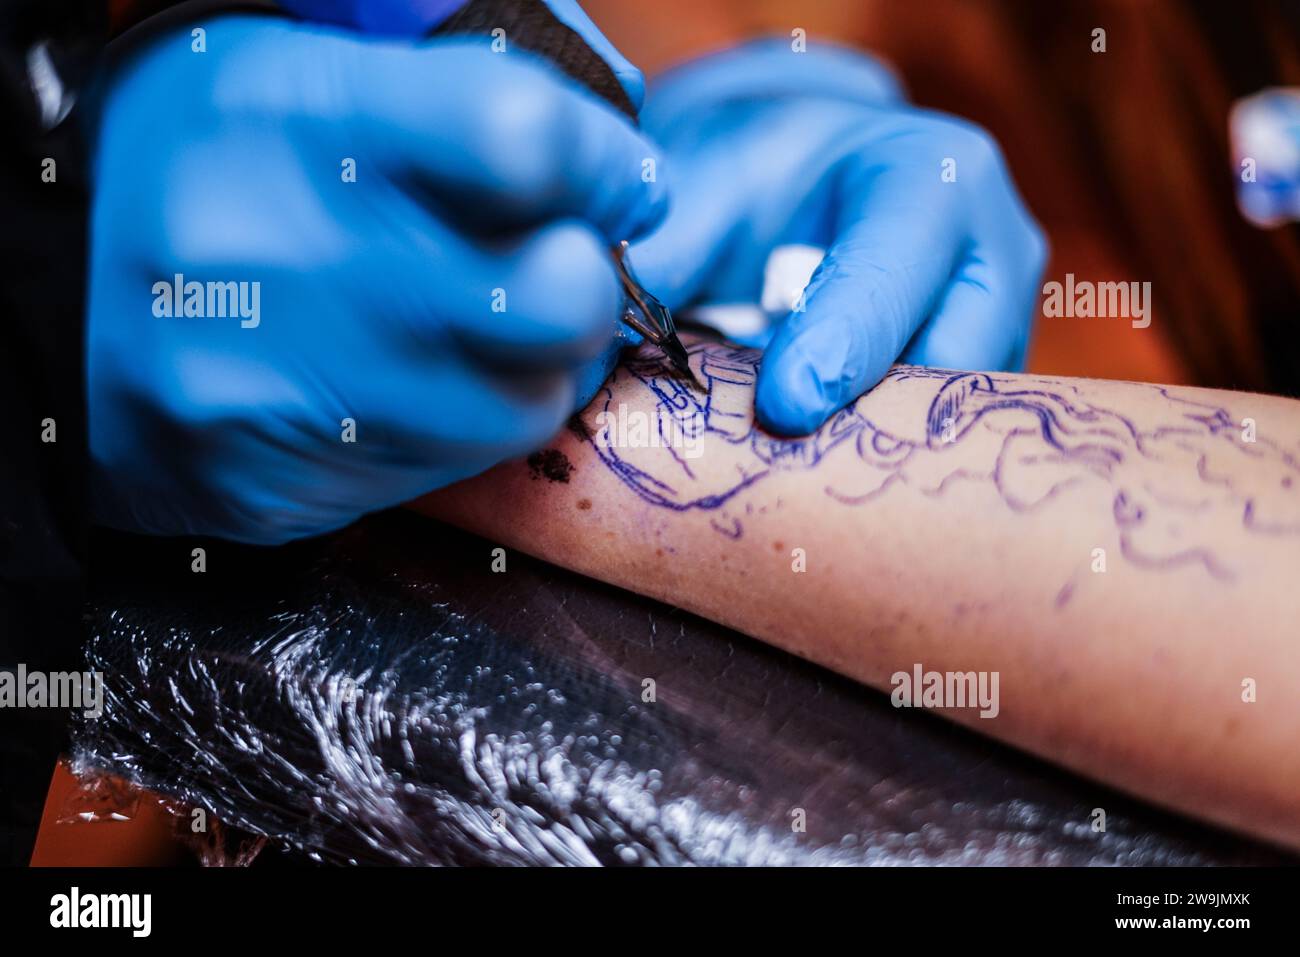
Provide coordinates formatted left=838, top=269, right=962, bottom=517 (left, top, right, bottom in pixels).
left=528, top=449, right=574, bottom=484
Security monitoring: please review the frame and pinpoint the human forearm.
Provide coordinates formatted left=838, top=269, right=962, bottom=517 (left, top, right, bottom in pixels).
left=418, top=340, right=1300, bottom=848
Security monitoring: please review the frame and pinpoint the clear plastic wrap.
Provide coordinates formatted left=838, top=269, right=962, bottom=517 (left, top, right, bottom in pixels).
left=69, top=512, right=1292, bottom=866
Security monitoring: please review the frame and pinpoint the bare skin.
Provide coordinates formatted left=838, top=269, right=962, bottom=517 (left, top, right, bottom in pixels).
left=417, top=338, right=1300, bottom=850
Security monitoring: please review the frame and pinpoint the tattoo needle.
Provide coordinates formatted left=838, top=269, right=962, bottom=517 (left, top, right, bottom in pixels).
left=612, top=240, right=704, bottom=390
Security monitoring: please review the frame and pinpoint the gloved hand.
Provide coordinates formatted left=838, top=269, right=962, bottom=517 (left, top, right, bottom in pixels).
left=86, top=15, right=665, bottom=544
left=630, top=39, right=1048, bottom=436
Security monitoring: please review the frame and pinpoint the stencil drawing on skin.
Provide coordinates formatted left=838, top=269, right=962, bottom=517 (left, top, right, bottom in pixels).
left=581, top=341, right=1300, bottom=578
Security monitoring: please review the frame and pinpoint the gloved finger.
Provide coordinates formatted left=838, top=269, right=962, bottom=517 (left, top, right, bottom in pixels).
left=541, top=0, right=646, bottom=111
left=632, top=104, right=872, bottom=309
left=755, top=154, right=967, bottom=435
left=902, top=221, right=1047, bottom=372
left=903, top=160, right=1047, bottom=372
left=642, top=37, right=903, bottom=135
left=625, top=146, right=750, bottom=310
left=352, top=41, right=667, bottom=242
left=383, top=217, right=623, bottom=370
left=900, top=260, right=1020, bottom=372
left=111, top=344, right=576, bottom=543
left=348, top=352, right=576, bottom=469
left=234, top=356, right=578, bottom=541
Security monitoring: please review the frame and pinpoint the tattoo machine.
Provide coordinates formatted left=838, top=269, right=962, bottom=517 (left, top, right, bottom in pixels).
left=612, top=240, right=702, bottom=389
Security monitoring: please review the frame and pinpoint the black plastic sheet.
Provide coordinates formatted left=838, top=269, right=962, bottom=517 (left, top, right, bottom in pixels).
left=71, top=511, right=1295, bottom=865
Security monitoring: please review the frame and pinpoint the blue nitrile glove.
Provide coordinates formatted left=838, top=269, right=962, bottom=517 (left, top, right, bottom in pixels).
left=86, top=15, right=666, bottom=543
left=630, top=39, right=1048, bottom=436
